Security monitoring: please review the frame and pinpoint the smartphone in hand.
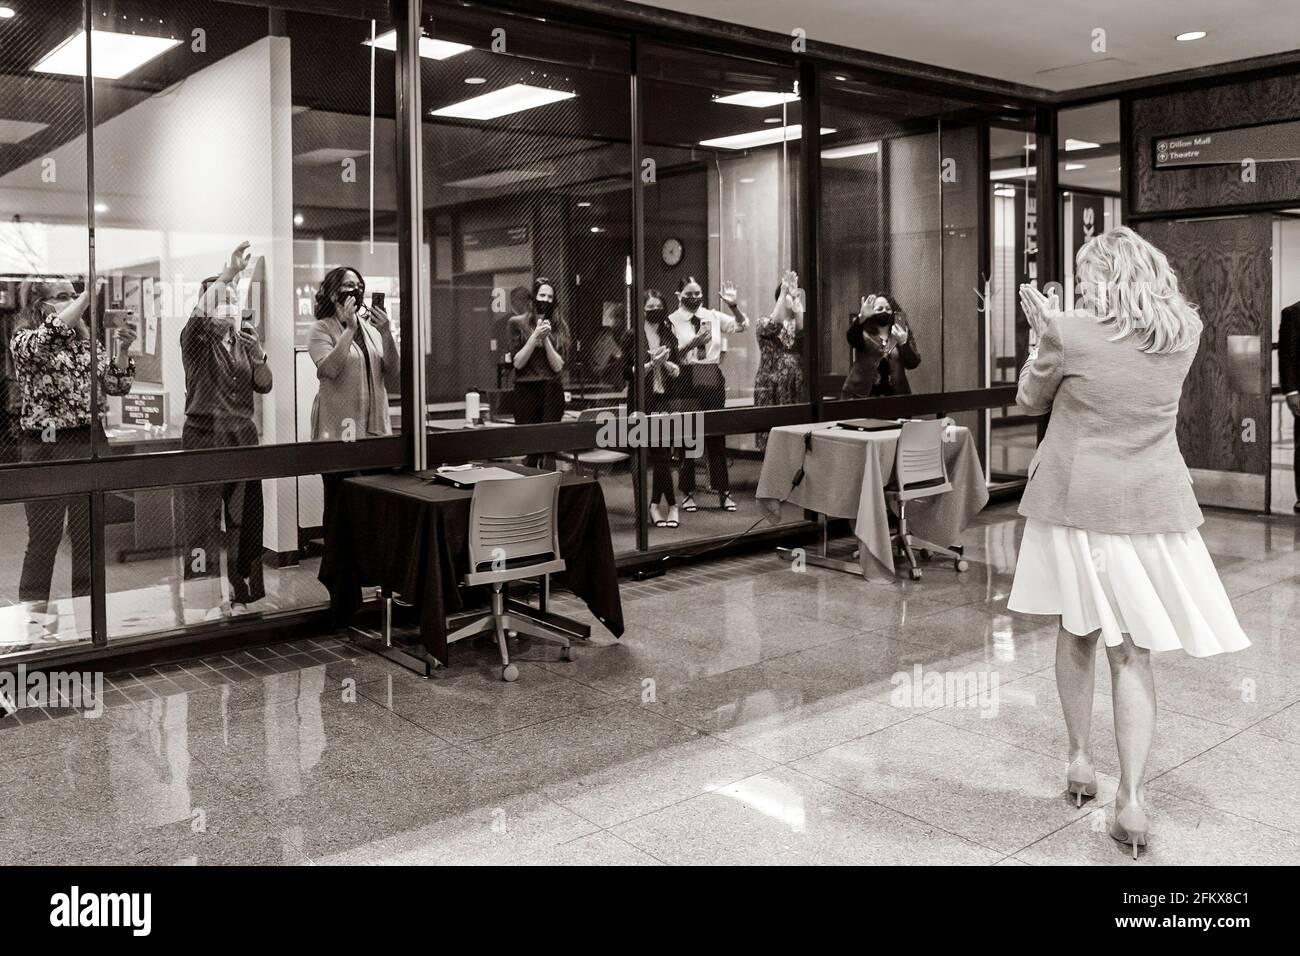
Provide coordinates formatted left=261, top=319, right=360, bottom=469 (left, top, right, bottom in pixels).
left=240, top=309, right=256, bottom=335
left=370, top=291, right=385, bottom=312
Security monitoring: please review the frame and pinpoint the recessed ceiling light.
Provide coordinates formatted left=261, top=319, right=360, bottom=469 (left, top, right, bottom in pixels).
left=366, top=29, right=470, bottom=60
left=444, top=168, right=553, bottom=189
left=739, top=177, right=755, bottom=184
left=1176, top=31, right=1207, bottom=42
left=989, top=166, right=1036, bottom=181
left=763, top=117, right=781, bottom=124
left=34, top=30, right=181, bottom=79
left=431, top=83, right=575, bottom=120
left=834, top=75, right=847, bottom=81
left=576, top=201, right=592, bottom=207
left=821, top=141, right=879, bottom=159
left=464, top=76, right=486, bottom=84
left=1065, top=162, right=1086, bottom=170
left=700, top=124, right=834, bottom=150
left=713, top=91, right=799, bottom=108
left=1064, top=138, right=1100, bottom=151
left=590, top=226, right=603, bottom=233
left=294, top=213, right=304, bottom=226
left=94, top=202, right=108, bottom=212
left=0, top=7, right=16, bottom=19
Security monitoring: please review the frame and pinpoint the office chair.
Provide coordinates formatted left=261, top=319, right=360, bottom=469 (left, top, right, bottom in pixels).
left=555, top=406, right=631, bottom=478
left=886, top=419, right=969, bottom=581
left=446, top=472, right=573, bottom=681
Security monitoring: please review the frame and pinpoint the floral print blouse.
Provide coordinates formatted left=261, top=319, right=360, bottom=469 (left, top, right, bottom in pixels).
left=11, top=316, right=136, bottom=433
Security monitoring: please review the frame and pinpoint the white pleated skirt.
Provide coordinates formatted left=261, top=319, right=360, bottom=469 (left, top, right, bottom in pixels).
left=1008, top=519, right=1251, bottom=658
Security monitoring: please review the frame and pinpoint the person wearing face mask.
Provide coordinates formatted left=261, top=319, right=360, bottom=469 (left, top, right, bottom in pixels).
left=842, top=292, right=920, bottom=399
left=508, top=276, right=568, bottom=469
left=669, top=276, right=748, bottom=512
left=10, top=276, right=136, bottom=633
left=178, top=241, right=272, bottom=617
left=755, top=270, right=806, bottom=451
left=308, top=266, right=399, bottom=532
left=625, top=289, right=683, bottom=528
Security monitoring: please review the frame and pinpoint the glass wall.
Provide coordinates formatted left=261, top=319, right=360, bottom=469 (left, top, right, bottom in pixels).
left=0, top=0, right=1045, bottom=664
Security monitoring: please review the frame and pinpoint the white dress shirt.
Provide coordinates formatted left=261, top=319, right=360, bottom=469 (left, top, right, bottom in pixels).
left=669, top=306, right=741, bottom=365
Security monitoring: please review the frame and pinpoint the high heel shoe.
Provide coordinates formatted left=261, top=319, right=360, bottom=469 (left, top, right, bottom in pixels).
left=1109, top=801, right=1150, bottom=860
left=1066, top=757, right=1098, bottom=808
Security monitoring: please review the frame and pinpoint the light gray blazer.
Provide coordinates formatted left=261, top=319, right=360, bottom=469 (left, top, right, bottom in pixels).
left=1017, top=311, right=1202, bottom=534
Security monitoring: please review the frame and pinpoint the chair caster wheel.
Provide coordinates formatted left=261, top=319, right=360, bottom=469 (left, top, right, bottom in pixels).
left=561, top=645, right=575, bottom=662
left=909, top=568, right=923, bottom=581
left=501, top=664, right=519, bottom=682
left=952, top=545, right=964, bottom=556
left=919, top=548, right=932, bottom=561
left=955, top=559, right=969, bottom=572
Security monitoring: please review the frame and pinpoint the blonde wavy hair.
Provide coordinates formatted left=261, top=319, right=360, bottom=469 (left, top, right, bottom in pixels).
left=1075, top=226, right=1201, bottom=354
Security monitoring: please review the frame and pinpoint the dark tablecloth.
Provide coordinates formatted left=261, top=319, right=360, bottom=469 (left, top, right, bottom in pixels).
left=319, top=468, right=624, bottom=664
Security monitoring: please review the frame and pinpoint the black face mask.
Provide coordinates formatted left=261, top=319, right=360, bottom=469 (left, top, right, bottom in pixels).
left=337, top=289, right=362, bottom=310
left=644, top=308, right=664, bottom=322
left=874, top=311, right=894, bottom=328
left=681, top=295, right=703, bottom=312
left=535, top=299, right=554, bottom=317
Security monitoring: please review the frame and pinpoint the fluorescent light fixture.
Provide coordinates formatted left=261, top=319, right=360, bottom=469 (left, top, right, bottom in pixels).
left=1065, top=138, right=1099, bottom=151
left=34, top=30, right=181, bottom=79
left=1176, top=30, right=1207, bottom=41
left=0, top=7, right=15, bottom=18
left=431, top=83, right=575, bottom=120
left=294, top=147, right=368, bottom=166
left=994, top=186, right=1016, bottom=197
left=989, top=166, right=1036, bottom=180
left=0, top=119, right=47, bottom=144
left=576, top=201, right=592, bottom=207
left=713, top=90, right=799, bottom=108
left=366, top=29, right=470, bottom=61
left=834, top=75, right=847, bottom=81
left=699, top=123, right=833, bottom=150
left=1065, top=162, right=1086, bottom=170
left=444, top=167, right=553, bottom=189
left=464, top=76, right=486, bottom=84
left=821, top=141, right=879, bottom=159
left=739, top=177, right=755, bottom=184
left=94, top=202, right=108, bottom=212
left=590, top=226, right=603, bottom=233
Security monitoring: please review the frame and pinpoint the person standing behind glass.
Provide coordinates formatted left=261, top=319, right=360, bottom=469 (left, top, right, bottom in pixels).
left=842, top=293, right=920, bottom=398
left=12, top=277, right=136, bottom=630
left=625, top=289, right=683, bottom=528
left=178, top=241, right=272, bottom=617
left=308, top=266, right=399, bottom=531
left=669, top=276, right=748, bottom=512
left=755, top=270, right=805, bottom=451
left=508, top=277, right=568, bottom=469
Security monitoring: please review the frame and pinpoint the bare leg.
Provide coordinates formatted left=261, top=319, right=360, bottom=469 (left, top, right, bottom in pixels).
left=1106, top=633, right=1155, bottom=809
left=1056, top=625, right=1100, bottom=801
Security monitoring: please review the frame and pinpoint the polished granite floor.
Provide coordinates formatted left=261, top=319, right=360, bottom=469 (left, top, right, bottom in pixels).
left=2, top=501, right=1299, bottom=866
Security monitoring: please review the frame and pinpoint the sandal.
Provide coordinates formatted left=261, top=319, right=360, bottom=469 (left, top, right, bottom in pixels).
left=666, top=506, right=680, bottom=528
left=681, top=494, right=698, bottom=513
left=720, top=493, right=737, bottom=512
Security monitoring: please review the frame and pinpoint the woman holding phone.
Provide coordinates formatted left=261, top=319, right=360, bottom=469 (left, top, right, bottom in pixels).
left=1009, top=227, right=1250, bottom=858
left=179, top=241, right=272, bottom=616
left=625, top=289, right=682, bottom=528
left=842, top=293, right=920, bottom=398
left=669, top=276, right=748, bottom=512
left=11, top=276, right=136, bottom=633
left=754, top=270, right=805, bottom=451
left=308, top=266, right=399, bottom=530
left=508, top=276, right=568, bottom=469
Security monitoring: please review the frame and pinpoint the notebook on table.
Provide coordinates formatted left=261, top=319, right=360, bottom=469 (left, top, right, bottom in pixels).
left=836, top=418, right=903, bottom=432
left=429, top=465, right=523, bottom=488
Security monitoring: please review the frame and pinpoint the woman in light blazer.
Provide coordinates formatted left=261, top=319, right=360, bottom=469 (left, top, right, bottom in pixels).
left=308, top=267, right=399, bottom=530
left=1009, top=226, right=1249, bottom=859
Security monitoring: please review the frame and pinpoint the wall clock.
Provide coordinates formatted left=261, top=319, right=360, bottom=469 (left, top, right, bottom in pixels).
left=661, top=237, right=683, bottom=266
